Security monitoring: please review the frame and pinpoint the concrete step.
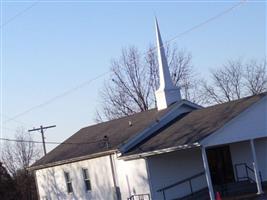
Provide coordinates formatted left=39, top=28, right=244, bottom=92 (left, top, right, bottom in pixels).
left=173, top=181, right=266, bottom=200
left=223, top=192, right=267, bottom=200
left=174, top=187, right=209, bottom=200
left=215, top=181, right=257, bottom=197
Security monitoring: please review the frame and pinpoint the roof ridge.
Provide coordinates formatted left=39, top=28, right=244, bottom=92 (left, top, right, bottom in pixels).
left=201, top=92, right=267, bottom=110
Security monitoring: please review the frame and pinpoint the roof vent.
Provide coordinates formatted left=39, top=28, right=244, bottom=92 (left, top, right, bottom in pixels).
left=128, top=121, right=132, bottom=127
left=103, top=135, right=110, bottom=149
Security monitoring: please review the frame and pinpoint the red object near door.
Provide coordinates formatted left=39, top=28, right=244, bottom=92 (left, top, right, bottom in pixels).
left=216, top=192, right=222, bottom=200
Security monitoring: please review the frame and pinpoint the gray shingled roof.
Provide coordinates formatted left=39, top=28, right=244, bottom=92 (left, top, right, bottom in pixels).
left=31, top=93, right=266, bottom=169
left=123, top=93, right=266, bottom=156
left=31, top=102, right=177, bottom=168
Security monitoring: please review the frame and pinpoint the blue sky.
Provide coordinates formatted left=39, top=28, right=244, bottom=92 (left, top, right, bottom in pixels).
left=1, top=0, right=266, bottom=152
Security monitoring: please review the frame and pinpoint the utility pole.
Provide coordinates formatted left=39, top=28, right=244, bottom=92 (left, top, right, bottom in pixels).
left=28, top=125, right=56, bottom=155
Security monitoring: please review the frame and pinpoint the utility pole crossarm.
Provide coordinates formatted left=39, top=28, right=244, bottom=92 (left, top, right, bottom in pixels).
left=28, top=125, right=56, bottom=155
left=28, top=125, right=56, bottom=132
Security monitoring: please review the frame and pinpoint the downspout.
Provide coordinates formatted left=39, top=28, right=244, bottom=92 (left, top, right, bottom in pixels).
left=109, top=154, right=121, bottom=200
left=104, top=135, right=121, bottom=200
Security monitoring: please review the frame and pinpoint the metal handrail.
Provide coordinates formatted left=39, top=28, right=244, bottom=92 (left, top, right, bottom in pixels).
left=234, top=163, right=262, bottom=183
left=127, top=194, right=150, bottom=200
left=157, top=171, right=205, bottom=200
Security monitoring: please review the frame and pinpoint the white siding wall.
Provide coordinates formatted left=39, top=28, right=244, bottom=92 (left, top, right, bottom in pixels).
left=202, top=97, right=267, bottom=147
left=36, top=155, right=115, bottom=200
left=230, top=141, right=253, bottom=182
left=230, top=138, right=267, bottom=182
left=114, top=157, right=150, bottom=200
left=35, top=154, right=151, bottom=200
left=147, top=148, right=207, bottom=200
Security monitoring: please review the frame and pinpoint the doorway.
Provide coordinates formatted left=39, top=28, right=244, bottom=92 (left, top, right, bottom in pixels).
left=207, top=145, right=235, bottom=186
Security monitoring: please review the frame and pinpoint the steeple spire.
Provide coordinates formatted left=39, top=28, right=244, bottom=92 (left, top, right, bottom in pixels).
left=154, top=18, right=181, bottom=110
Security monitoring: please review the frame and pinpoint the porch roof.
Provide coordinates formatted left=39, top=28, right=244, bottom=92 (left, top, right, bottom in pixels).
left=122, top=93, right=266, bottom=157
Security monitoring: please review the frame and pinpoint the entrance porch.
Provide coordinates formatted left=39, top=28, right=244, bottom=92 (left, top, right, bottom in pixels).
left=146, top=138, right=267, bottom=200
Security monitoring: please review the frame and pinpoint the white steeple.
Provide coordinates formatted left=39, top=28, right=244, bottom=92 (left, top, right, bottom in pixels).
left=154, top=18, right=181, bottom=110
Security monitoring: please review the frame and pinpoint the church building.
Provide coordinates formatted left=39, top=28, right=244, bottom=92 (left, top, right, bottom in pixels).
left=30, top=19, right=267, bottom=200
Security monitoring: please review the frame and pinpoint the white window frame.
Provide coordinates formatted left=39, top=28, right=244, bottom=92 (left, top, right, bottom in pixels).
left=64, top=171, right=73, bottom=194
left=82, top=168, right=92, bottom=192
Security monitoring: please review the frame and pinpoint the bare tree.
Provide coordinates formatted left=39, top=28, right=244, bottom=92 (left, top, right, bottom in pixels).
left=1, top=128, right=41, bottom=200
left=96, top=44, right=196, bottom=121
left=1, top=128, right=41, bottom=176
left=201, top=59, right=267, bottom=105
left=244, top=59, right=267, bottom=95
left=0, top=162, right=16, bottom=200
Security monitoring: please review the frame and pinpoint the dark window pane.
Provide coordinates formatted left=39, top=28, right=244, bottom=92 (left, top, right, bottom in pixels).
left=67, top=182, right=73, bottom=193
left=64, top=172, right=70, bottom=182
left=64, top=172, right=73, bottom=193
left=83, top=168, right=89, bottom=179
left=85, top=180, right=91, bottom=191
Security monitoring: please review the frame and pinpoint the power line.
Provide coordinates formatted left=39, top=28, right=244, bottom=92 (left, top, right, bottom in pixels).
left=149, top=0, right=248, bottom=54
left=0, top=136, right=105, bottom=145
left=1, top=113, right=33, bottom=127
left=4, top=71, right=109, bottom=123
left=4, top=0, right=247, bottom=123
left=0, top=0, right=40, bottom=29
left=0, top=126, right=17, bottom=132
left=165, top=0, right=248, bottom=45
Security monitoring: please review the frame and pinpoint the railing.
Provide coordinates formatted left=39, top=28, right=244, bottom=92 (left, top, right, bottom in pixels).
left=157, top=171, right=205, bottom=200
left=127, top=194, right=150, bottom=200
left=234, top=163, right=262, bottom=183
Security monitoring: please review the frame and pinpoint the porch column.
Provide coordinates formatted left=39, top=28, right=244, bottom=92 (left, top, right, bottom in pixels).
left=250, top=139, right=263, bottom=194
left=201, top=147, right=215, bottom=200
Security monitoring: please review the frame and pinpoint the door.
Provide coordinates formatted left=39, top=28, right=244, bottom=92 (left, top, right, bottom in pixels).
left=207, top=145, right=235, bottom=185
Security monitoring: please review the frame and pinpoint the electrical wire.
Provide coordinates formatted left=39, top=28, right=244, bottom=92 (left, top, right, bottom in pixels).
left=4, top=0, right=247, bottom=123
left=0, top=0, right=40, bottom=29
left=165, top=0, right=248, bottom=45
left=1, top=126, right=18, bottom=132
left=4, top=71, right=109, bottom=123
left=0, top=137, right=105, bottom=145
left=1, top=113, right=34, bottom=127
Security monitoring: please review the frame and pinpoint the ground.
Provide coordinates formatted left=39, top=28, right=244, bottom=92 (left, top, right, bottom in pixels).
left=224, top=192, right=267, bottom=200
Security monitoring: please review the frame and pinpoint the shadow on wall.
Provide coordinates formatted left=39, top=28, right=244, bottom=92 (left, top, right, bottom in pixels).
left=38, top=164, right=114, bottom=200
left=125, top=169, right=149, bottom=198
left=91, top=159, right=116, bottom=200
left=40, top=168, right=67, bottom=200
left=39, top=158, right=149, bottom=200
left=41, top=168, right=89, bottom=200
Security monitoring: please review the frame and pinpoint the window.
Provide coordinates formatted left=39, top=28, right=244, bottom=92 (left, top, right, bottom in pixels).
left=82, top=168, right=91, bottom=191
left=64, top=171, right=73, bottom=193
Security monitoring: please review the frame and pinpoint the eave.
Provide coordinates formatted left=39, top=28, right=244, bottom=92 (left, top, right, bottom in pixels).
left=28, top=149, right=117, bottom=171
left=118, top=142, right=201, bottom=161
